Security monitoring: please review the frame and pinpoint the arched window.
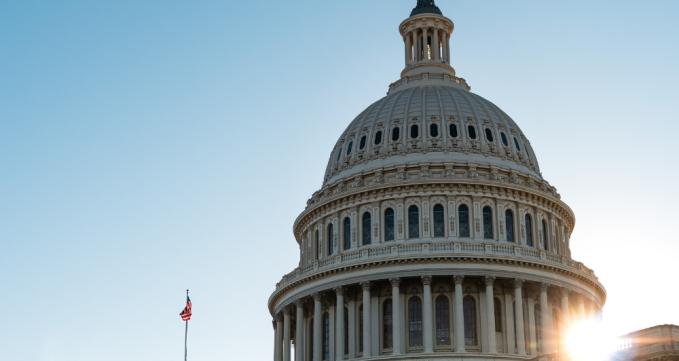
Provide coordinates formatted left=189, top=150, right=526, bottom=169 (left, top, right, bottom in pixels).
left=467, top=125, right=477, bottom=140
left=359, top=135, right=366, bottom=150
left=501, top=132, right=509, bottom=146
left=513, top=137, right=522, bottom=151
left=362, top=212, right=372, bottom=245
left=408, top=296, right=423, bottom=348
left=433, top=204, right=445, bottom=237
left=463, top=296, right=478, bottom=346
left=449, top=123, right=458, bottom=138
left=435, top=295, right=451, bottom=346
left=374, top=130, right=383, bottom=145
left=408, top=205, right=420, bottom=239
left=327, top=223, right=334, bottom=256
left=485, top=128, right=494, bottom=142
left=343, top=217, right=351, bottom=250
left=358, top=304, right=364, bottom=353
left=525, top=214, right=534, bottom=247
left=382, top=299, right=393, bottom=349
left=505, top=209, right=515, bottom=243
left=336, top=147, right=342, bottom=162
left=430, top=123, right=439, bottom=137
left=346, top=141, right=353, bottom=155
left=458, top=204, right=470, bottom=238
left=494, top=298, right=503, bottom=332
left=314, top=229, right=320, bottom=260
left=392, top=127, right=400, bottom=142
left=542, top=219, right=549, bottom=251
left=322, top=312, right=330, bottom=360
left=410, top=124, right=419, bottom=139
left=483, top=206, right=494, bottom=239
left=384, top=208, right=395, bottom=242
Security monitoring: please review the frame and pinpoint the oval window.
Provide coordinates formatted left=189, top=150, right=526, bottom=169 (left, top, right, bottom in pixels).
left=501, top=132, right=508, bottom=146
left=467, top=125, right=477, bottom=139
left=513, top=137, right=522, bottom=151
left=374, top=131, right=383, bottom=145
left=392, top=127, right=400, bottom=142
left=430, top=123, right=439, bottom=137
left=359, top=135, right=366, bottom=150
left=346, top=141, right=353, bottom=155
left=410, top=124, right=419, bottom=139
left=485, top=128, right=494, bottom=142
left=449, top=123, right=458, bottom=138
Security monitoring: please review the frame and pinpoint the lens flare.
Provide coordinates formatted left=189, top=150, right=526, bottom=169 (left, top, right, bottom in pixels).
left=563, top=318, right=619, bottom=361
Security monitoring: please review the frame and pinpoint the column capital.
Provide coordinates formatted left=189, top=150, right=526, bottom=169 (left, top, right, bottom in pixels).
left=275, top=313, right=283, bottom=322
left=514, top=278, right=524, bottom=288
left=295, top=299, right=304, bottom=308
left=453, top=275, right=464, bottom=285
left=360, top=281, right=371, bottom=291
left=334, top=286, right=344, bottom=296
left=540, top=282, right=550, bottom=292
left=421, top=275, right=432, bottom=285
left=484, top=276, right=496, bottom=286
left=313, top=293, right=322, bottom=302
left=389, top=278, right=401, bottom=287
left=560, top=288, right=570, bottom=298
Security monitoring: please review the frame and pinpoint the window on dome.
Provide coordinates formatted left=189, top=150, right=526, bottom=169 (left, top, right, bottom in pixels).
left=485, top=128, right=494, bottom=142
left=346, top=141, right=353, bottom=155
left=435, top=295, right=451, bottom=346
left=336, top=147, right=342, bottom=162
left=483, top=206, right=494, bottom=239
left=359, top=135, right=366, bottom=150
left=433, top=204, right=445, bottom=237
left=315, top=229, right=320, bottom=260
left=362, top=212, right=372, bottom=245
left=501, top=132, right=509, bottom=146
left=408, top=205, right=420, bottom=239
left=449, top=123, right=458, bottom=138
left=505, top=209, right=515, bottom=243
left=384, top=208, right=395, bottom=242
left=374, top=130, right=383, bottom=145
left=463, top=296, right=478, bottom=346
left=410, top=124, right=419, bottom=139
left=408, top=296, right=423, bottom=348
left=343, top=217, right=351, bottom=250
left=327, top=223, right=334, bottom=256
left=392, top=127, right=400, bottom=141
left=382, top=299, right=393, bottom=350
left=458, top=204, right=470, bottom=238
left=513, top=137, right=522, bottom=151
left=322, top=312, right=330, bottom=360
left=430, top=123, right=439, bottom=137
left=525, top=214, right=534, bottom=247
left=467, top=125, right=477, bottom=140
left=542, top=219, right=549, bottom=251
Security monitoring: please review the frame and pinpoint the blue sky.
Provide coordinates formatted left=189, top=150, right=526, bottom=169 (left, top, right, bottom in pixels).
left=1, top=1, right=678, bottom=360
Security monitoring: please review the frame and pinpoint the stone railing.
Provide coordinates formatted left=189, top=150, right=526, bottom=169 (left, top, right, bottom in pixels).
left=275, top=240, right=599, bottom=292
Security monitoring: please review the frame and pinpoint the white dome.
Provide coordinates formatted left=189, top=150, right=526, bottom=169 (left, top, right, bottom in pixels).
left=324, top=83, right=541, bottom=187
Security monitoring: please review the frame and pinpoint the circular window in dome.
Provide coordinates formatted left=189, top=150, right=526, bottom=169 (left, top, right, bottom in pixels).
left=485, top=128, right=494, bottom=142
left=391, top=127, right=400, bottom=142
left=374, top=131, right=383, bottom=145
left=467, top=125, right=477, bottom=140
left=410, top=124, right=419, bottom=139
left=500, top=132, right=509, bottom=146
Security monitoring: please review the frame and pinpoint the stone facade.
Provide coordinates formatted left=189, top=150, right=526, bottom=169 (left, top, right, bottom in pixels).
left=269, top=2, right=605, bottom=361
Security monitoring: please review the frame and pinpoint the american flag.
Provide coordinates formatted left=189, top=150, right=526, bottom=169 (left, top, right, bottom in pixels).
left=180, top=293, right=192, bottom=321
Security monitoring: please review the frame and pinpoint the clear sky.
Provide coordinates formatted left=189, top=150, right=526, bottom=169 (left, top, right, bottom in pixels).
left=1, top=1, right=678, bottom=360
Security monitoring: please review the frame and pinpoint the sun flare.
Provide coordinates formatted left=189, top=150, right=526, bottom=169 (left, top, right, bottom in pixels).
left=563, top=318, right=619, bottom=361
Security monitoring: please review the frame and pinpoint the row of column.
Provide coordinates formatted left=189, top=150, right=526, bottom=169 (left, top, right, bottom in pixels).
left=404, top=27, right=450, bottom=65
left=273, top=277, right=595, bottom=361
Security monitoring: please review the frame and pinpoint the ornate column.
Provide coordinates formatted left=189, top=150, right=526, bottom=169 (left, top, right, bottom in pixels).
left=422, top=28, right=428, bottom=61
left=296, top=301, right=304, bottom=361
left=390, top=278, right=402, bottom=355
left=432, top=28, right=439, bottom=61
left=540, top=284, right=553, bottom=353
left=361, top=282, right=372, bottom=357
left=275, top=316, right=284, bottom=361
left=423, top=276, right=434, bottom=353
left=514, top=280, right=526, bottom=355
left=527, top=297, right=537, bottom=355
left=504, top=292, right=515, bottom=354
left=335, top=288, right=345, bottom=360
left=313, top=294, right=322, bottom=361
left=485, top=276, right=497, bottom=353
left=348, top=298, right=356, bottom=358
left=329, top=306, right=336, bottom=361
left=445, top=33, right=450, bottom=63
left=454, top=276, right=465, bottom=352
left=284, top=308, right=292, bottom=361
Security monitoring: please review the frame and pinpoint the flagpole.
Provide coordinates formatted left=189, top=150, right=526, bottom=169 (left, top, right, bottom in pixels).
left=184, top=289, right=189, bottom=361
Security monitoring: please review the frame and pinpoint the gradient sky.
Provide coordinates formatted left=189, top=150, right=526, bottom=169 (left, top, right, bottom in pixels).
left=1, top=1, right=678, bottom=360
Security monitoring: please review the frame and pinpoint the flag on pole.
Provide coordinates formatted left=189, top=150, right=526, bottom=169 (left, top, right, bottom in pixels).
left=180, top=292, right=192, bottom=321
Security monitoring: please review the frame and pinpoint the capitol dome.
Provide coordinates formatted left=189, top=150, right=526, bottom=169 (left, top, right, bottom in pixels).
left=270, top=2, right=605, bottom=361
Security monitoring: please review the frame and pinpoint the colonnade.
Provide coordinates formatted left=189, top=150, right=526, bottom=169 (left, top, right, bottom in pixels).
left=404, top=26, right=450, bottom=65
left=272, top=276, right=597, bottom=361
